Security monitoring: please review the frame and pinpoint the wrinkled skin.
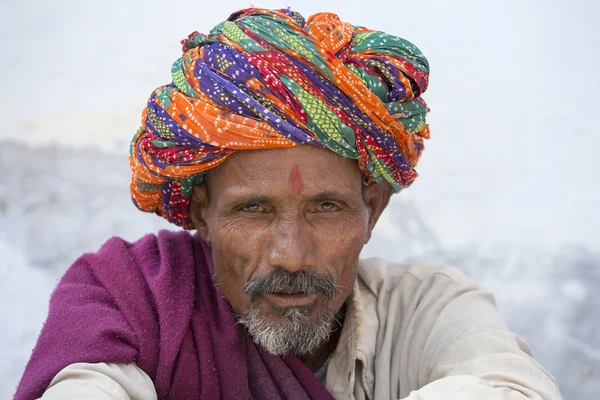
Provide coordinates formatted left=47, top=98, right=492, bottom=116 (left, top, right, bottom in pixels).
left=190, top=145, right=392, bottom=369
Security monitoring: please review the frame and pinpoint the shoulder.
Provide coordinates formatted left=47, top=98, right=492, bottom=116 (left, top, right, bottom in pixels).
left=52, top=229, right=208, bottom=338
left=92, top=229, right=198, bottom=263
left=354, top=257, right=499, bottom=336
left=77, top=230, right=205, bottom=280
left=53, top=228, right=205, bottom=317
left=67, top=229, right=208, bottom=316
left=357, top=257, right=477, bottom=297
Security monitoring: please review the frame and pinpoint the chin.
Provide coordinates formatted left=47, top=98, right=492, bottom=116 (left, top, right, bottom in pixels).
left=239, top=301, right=337, bottom=356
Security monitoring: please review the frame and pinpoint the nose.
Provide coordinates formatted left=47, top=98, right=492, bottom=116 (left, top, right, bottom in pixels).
left=266, top=213, right=316, bottom=273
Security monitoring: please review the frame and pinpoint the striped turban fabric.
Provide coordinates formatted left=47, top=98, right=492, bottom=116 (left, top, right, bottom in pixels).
left=130, top=8, right=430, bottom=228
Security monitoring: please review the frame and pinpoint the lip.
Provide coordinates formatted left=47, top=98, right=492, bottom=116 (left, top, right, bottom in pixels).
left=262, top=292, right=319, bottom=308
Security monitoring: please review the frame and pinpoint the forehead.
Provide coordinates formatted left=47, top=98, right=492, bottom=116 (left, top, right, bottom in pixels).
left=207, top=145, right=363, bottom=195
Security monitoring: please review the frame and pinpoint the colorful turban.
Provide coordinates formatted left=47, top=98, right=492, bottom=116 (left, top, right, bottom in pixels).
left=130, top=8, right=430, bottom=228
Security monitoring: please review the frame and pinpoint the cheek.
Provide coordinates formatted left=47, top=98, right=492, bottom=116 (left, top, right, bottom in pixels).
left=314, top=216, right=367, bottom=308
left=313, top=214, right=368, bottom=262
left=209, top=219, right=267, bottom=313
left=331, top=237, right=362, bottom=297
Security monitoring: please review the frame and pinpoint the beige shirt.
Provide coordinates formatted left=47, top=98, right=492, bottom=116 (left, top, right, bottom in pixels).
left=40, top=259, right=563, bottom=399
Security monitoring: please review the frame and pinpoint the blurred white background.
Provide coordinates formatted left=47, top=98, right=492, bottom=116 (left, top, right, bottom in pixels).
left=1, top=0, right=598, bottom=398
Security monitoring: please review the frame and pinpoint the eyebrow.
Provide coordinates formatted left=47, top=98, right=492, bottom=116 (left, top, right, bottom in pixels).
left=228, top=193, right=348, bottom=203
left=221, top=188, right=358, bottom=204
left=309, top=191, right=348, bottom=201
left=307, top=190, right=362, bottom=205
left=236, top=195, right=272, bottom=205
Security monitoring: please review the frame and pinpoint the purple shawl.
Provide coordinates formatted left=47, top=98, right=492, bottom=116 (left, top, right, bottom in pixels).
left=15, top=230, right=334, bottom=399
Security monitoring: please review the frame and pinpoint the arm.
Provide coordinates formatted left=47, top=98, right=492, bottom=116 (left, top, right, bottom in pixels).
left=16, top=232, right=197, bottom=400
left=400, top=267, right=562, bottom=399
left=40, top=362, right=156, bottom=400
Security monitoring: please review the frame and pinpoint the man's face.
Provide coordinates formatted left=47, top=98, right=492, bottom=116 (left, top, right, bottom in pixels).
left=191, top=145, right=390, bottom=354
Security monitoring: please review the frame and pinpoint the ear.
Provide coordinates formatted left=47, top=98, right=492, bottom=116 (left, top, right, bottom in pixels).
left=362, top=182, right=393, bottom=243
left=190, top=185, right=211, bottom=245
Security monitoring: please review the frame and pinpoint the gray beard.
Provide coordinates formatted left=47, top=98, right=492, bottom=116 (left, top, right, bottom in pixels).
left=239, top=303, right=337, bottom=356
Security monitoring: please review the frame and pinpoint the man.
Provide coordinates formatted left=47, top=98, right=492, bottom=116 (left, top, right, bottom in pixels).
left=16, top=8, right=562, bottom=400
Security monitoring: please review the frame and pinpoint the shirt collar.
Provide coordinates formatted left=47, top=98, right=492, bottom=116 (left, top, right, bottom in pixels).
left=325, top=271, right=376, bottom=399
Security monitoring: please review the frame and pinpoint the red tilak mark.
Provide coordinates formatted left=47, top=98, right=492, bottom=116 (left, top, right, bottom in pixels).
left=288, top=166, right=304, bottom=195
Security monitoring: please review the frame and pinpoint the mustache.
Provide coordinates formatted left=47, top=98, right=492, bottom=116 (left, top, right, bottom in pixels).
left=243, top=269, right=339, bottom=299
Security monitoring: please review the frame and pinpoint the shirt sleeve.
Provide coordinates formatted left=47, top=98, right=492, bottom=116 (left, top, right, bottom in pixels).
left=398, top=266, right=563, bottom=400
left=39, top=362, right=157, bottom=400
left=401, top=375, right=556, bottom=399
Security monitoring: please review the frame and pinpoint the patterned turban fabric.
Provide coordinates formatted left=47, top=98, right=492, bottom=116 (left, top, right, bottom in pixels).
left=130, top=8, right=430, bottom=228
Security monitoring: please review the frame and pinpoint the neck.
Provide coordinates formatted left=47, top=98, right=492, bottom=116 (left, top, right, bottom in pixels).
left=300, top=306, right=345, bottom=372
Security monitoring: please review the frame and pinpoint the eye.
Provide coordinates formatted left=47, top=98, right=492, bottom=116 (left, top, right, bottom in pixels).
left=317, top=201, right=341, bottom=213
left=241, top=203, right=265, bottom=213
